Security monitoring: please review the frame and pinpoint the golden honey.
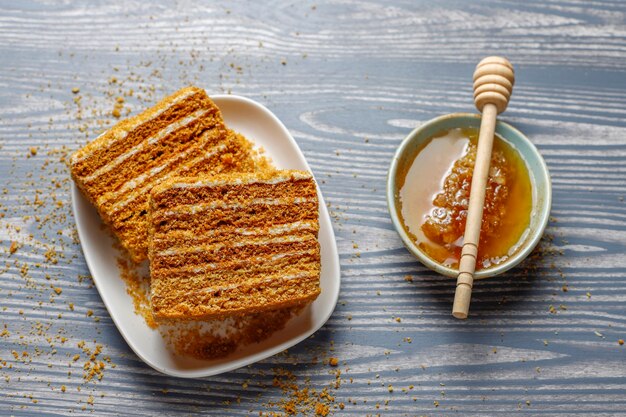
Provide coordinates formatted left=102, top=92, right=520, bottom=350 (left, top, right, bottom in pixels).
left=397, top=127, right=533, bottom=270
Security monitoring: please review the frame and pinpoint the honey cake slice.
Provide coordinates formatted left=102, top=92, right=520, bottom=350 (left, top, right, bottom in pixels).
left=148, top=170, right=321, bottom=321
left=70, top=87, right=266, bottom=262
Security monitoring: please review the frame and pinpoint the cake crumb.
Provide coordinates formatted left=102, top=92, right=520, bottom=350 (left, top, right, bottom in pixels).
left=315, top=402, right=329, bottom=416
left=116, top=255, right=156, bottom=329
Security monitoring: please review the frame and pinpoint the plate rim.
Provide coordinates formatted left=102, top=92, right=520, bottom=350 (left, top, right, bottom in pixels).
left=70, top=93, right=340, bottom=378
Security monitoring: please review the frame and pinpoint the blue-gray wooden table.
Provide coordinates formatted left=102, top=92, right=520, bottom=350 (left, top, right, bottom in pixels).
left=1, top=0, right=625, bottom=415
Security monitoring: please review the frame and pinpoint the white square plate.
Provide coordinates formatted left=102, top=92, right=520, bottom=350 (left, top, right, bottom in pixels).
left=71, top=94, right=340, bottom=378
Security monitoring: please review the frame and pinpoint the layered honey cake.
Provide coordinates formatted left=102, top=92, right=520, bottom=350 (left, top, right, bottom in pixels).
left=70, top=87, right=267, bottom=262
left=148, top=170, right=321, bottom=321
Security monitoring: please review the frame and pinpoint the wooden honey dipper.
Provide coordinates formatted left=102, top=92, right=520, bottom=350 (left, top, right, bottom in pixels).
left=452, top=56, right=515, bottom=319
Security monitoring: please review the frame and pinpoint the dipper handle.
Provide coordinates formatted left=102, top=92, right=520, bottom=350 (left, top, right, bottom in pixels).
left=452, top=57, right=515, bottom=319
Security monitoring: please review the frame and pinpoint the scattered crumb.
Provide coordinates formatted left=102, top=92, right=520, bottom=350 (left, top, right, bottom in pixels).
left=9, top=241, right=19, bottom=254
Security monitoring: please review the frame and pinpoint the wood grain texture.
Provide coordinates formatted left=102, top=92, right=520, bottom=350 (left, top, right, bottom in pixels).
left=1, top=0, right=625, bottom=415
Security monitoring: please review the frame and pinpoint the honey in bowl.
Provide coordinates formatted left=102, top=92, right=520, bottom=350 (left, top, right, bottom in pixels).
left=397, top=127, right=533, bottom=271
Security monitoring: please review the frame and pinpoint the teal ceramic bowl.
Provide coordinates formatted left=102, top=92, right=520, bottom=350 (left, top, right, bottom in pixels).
left=387, top=113, right=551, bottom=279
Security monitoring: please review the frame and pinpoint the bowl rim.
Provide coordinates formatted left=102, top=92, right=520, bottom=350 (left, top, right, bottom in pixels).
left=386, top=112, right=552, bottom=279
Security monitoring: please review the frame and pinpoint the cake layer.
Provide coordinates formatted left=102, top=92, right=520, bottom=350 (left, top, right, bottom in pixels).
left=151, top=176, right=317, bottom=210
left=70, top=87, right=266, bottom=262
left=96, top=127, right=227, bottom=211
left=80, top=114, right=220, bottom=198
left=150, top=220, right=319, bottom=253
left=71, top=87, right=214, bottom=177
left=150, top=250, right=320, bottom=281
left=154, top=273, right=320, bottom=320
left=151, top=258, right=319, bottom=307
left=151, top=234, right=318, bottom=270
left=152, top=200, right=319, bottom=235
left=148, top=170, right=321, bottom=321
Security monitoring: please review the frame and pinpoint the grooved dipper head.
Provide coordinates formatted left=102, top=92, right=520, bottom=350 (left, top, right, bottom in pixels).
left=473, top=56, right=515, bottom=114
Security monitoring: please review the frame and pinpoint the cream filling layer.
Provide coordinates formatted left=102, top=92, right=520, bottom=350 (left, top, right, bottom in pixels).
left=195, top=271, right=318, bottom=296
left=71, top=88, right=199, bottom=165
left=153, top=220, right=317, bottom=242
left=159, top=197, right=317, bottom=217
left=157, top=233, right=316, bottom=257
left=158, top=249, right=318, bottom=275
left=168, top=171, right=312, bottom=189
